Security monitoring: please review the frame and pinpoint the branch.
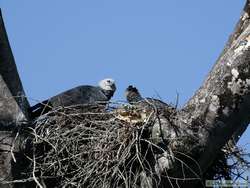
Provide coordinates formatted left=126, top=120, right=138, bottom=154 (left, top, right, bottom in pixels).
left=0, top=9, right=30, bottom=121
left=1, top=2, right=250, bottom=188
left=166, top=1, right=250, bottom=186
left=0, top=9, right=31, bottom=185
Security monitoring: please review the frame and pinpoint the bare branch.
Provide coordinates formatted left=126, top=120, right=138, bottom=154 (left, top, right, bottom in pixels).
left=0, top=9, right=30, bottom=121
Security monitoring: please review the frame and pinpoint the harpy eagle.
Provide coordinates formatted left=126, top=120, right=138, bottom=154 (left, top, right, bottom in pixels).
left=29, top=78, right=116, bottom=118
left=125, top=85, right=169, bottom=108
left=117, top=85, right=176, bottom=142
left=116, top=85, right=175, bottom=124
left=125, top=85, right=175, bottom=116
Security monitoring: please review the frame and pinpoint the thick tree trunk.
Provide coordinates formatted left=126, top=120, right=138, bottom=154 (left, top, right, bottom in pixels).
left=183, top=0, right=250, bottom=172
left=0, top=10, right=30, bottom=187
left=153, top=1, right=250, bottom=187
left=1, top=1, right=250, bottom=187
left=0, top=10, right=30, bottom=120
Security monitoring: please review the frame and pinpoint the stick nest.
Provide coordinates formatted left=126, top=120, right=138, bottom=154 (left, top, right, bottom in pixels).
left=26, top=103, right=165, bottom=187
left=13, top=102, right=249, bottom=187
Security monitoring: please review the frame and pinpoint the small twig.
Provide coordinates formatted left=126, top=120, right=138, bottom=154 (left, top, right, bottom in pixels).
left=32, top=128, right=43, bottom=188
left=175, top=91, right=179, bottom=109
left=10, top=131, right=19, bottom=163
left=0, top=177, right=34, bottom=184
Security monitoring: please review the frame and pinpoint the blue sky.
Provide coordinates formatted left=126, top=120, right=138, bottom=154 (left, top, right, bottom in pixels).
left=1, top=0, right=249, bottom=177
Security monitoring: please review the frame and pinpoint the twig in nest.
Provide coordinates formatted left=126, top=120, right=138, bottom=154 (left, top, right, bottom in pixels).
left=10, top=131, right=19, bottom=163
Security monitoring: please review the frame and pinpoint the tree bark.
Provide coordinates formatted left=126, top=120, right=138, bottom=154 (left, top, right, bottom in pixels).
left=0, top=10, right=30, bottom=120
left=183, top=0, right=250, bottom=172
left=0, top=9, right=30, bottom=187
left=153, top=1, right=250, bottom=187
left=1, top=1, right=250, bottom=187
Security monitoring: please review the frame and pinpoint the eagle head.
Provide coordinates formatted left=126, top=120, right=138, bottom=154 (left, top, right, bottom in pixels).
left=125, top=85, right=143, bottom=104
left=99, top=78, right=116, bottom=99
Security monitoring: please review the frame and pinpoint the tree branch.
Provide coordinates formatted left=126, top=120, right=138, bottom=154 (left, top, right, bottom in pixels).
left=164, top=1, right=250, bottom=186
left=0, top=9, right=31, bottom=186
left=0, top=9, right=30, bottom=121
left=1, top=2, right=250, bottom=187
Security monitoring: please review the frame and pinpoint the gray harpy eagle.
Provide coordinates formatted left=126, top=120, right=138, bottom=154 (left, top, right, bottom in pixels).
left=125, top=85, right=174, bottom=116
left=29, top=78, right=116, bottom=118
